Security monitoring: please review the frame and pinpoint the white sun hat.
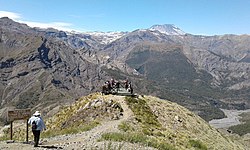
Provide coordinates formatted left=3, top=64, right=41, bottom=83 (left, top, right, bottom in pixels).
left=33, top=111, right=41, bottom=116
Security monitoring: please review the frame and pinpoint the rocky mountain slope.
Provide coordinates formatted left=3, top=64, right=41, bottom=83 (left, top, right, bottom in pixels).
left=0, top=94, right=247, bottom=149
left=0, top=17, right=111, bottom=123
left=99, top=30, right=250, bottom=120
left=0, top=17, right=250, bottom=123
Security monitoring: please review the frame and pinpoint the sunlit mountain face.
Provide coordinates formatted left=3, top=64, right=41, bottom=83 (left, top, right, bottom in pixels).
left=0, top=17, right=250, bottom=122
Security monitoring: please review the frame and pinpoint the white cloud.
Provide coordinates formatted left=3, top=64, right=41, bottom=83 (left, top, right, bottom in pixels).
left=0, top=11, right=21, bottom=20
left=20, top=21, right=74, bottom=32
left=0, top=10, right=81, bottom=32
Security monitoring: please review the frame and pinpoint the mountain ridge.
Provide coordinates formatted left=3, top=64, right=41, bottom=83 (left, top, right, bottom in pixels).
left=0, top=17, right=250, bottom=123
left=0, top=93, right=247, bottom=149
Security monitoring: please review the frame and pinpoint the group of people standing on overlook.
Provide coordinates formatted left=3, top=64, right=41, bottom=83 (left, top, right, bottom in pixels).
left=101, top=78, right=133, bottom=95
left=27, top=78, right=133, bottom=147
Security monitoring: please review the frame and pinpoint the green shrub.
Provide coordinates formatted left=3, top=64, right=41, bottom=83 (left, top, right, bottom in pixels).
left=118, top=122, right=134, bottom=132
left=125, top=97, right=161, bottom=128
left=103, top=142, right=124, bottom=150
left=189, top=139, right=207, bottom=150
left=229, top=121, right=250, bottom=136
left=100, top=132, right=176, bottom=150
left=124, top=96, right=164, bottom=137
left=42, top=121, right=99, bottom=138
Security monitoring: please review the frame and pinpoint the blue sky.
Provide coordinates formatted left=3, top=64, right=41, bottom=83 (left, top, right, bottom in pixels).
left=0, top=0, right=250, bottom=35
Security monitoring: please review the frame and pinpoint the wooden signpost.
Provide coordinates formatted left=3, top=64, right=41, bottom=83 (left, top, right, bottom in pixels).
left=7, top=109, right=31, bottom=143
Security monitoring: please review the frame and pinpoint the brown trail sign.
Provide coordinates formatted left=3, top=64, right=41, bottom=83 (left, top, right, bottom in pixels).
left=7, top=109, right=31, bottom=142
left=8, top=109, right=31, bottom=121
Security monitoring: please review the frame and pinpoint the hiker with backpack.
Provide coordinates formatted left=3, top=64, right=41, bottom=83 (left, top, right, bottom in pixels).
left=28, top=111, right=46, bottom=147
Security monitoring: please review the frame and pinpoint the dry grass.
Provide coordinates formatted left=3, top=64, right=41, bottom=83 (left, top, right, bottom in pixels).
left=0, top=94, right=246, bottom=150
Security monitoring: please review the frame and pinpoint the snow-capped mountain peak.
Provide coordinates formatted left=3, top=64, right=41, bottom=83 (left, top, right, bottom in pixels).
left=149, top=24, right=185, bottom=35
left=85, top=31, right=128, bottom=44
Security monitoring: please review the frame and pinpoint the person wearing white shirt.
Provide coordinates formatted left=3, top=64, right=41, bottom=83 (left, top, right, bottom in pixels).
left=28, top=111, right=46, bottom=147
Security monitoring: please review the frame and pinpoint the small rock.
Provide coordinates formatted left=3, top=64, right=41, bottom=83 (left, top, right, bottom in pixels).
left=113, top=114, right=119, bottom=120
left=6, top=140, right=15, bottom=143
left=108, top=99, right=113, bottom=104
left=94, top=101, right=103, bottom=107
left=83, top=102, right=91, bottom=109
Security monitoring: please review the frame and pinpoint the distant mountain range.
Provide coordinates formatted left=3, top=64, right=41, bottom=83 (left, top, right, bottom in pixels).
left=0, top=17, right=250, bottom=123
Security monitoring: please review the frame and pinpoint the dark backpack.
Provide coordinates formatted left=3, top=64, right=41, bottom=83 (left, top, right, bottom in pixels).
left=32, top=120, right=37, bottom=130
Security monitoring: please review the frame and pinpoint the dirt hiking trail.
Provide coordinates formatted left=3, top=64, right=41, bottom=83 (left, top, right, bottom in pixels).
left=0, top=96, right=156, bottom=150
